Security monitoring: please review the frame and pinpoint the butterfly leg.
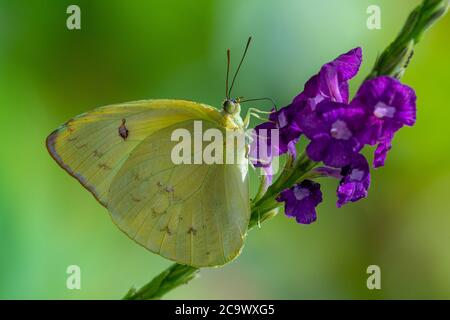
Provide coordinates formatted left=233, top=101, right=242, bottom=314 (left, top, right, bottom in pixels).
left=245, top=144, right=250, bottom=159
left=243, top=108, right=274, bottom=129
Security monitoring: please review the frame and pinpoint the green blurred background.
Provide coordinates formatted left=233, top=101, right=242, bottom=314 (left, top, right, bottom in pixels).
left=0, top=0, right=449, bottom=299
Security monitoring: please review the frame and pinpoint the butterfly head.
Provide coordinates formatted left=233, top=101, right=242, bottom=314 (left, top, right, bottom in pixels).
left=222, top=98, right=241, bottom=115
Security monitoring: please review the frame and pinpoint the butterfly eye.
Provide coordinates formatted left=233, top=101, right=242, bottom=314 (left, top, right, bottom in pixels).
left=223, top=100, right=237, bottom=114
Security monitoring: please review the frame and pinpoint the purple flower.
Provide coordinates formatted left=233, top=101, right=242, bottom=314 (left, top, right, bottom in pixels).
left=250, top=47, right=362, bottom=166
left=352, top=76, right=416, bottom=167
left=293, top=47, right=365, bottom=168
left=264, top=105, right=302, bottom=156
left=312, top=155, right=371, bottom=207
left=250, top=48, right=417, bottom=221
left=249, top=122, right=275, bottom=167
left=336, top=154, right=371, bottom=207
left=268, top=106, right=302, bottom=156
left=293, top=47, right=362, bottom=109
left=276, top=180, right=323, bottom=224
left=250, top=104, right=300, bottom=164
left=249, top=122, right=278, bottom=189
left=298, top=101, right=366, bottom=168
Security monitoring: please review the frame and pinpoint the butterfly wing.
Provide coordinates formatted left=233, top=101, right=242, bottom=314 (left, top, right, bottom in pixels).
left=46, top=99, right=221, bottom=206
left=47, top=99, right=250, bottom=267
left=108, top=119, right=250, bottom=267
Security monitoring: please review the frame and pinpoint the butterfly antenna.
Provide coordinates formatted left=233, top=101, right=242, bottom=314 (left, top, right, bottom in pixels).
left=226, top=49, right=231, bottom=99
left=228, top=36, right=252, bottom=98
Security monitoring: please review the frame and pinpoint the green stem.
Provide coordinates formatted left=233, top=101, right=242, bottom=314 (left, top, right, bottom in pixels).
left=366, top=0, right=449, bottom=80
left=122, top=0, right=448, bottom=300
left=252, top=173, right=268, bottom=204
left=124, top=263, right=199, bottom=300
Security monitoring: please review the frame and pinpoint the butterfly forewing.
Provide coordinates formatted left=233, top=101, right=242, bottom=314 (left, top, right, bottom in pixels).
left=46, top=100, right=220, bottom=205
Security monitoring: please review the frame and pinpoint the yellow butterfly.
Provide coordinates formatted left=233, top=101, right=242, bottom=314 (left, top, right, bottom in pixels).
left=46, top=38, right=263, bottom=268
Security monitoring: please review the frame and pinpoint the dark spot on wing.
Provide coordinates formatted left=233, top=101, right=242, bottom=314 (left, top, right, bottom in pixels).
left=160, top=226, right=172, bottom=235
left=187, top=227, right=197, bottom=236
left=118, top=118, right=129, bottom=140
left=131, top=195, right=141, bottom=202
left=98, top=163, right=112, bottom=170
left=93, top=150, right=104, bottom=158
left=77, top=143, right=88, bottom=149
left=151, top=208, right=167, bottom=218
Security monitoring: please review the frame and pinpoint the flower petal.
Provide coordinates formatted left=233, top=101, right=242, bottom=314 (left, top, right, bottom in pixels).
left=337, top=154, right=371, bottom=207
left=249, top=121, right=276, bottom=167
left=318, top=47, right=363, bottom=104
left=300, top=101, right=364, bottom=168
left=293, top=47, right=363, bottom=109
left=322, top=138, right=361, bottom=168
left=373, top=137, right=393, bottom=168
left=325, top=47, right=363, bottom=82
left=306, top=134, right=330, bottom=163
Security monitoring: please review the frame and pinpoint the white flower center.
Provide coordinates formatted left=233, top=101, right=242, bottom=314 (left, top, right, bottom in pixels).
left=325, top=67, right=343, bottom=103
left=308, top=95, right=324, bottom=111
left=277, top=111, right=288, bottom=128
left=330, top=120, right=352, bottom=140
left=294, top=187, right=310, bottom=201
left=374, top=102, right=396, bottom=119
left=350, top=169, right=364, bottom=181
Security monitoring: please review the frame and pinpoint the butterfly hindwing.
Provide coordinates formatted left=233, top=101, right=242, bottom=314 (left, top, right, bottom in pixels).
left=108, top=120, right=250, bottom=267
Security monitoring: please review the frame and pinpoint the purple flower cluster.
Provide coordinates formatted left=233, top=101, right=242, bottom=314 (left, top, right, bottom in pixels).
left=251, top=48, right=416, bottom=224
